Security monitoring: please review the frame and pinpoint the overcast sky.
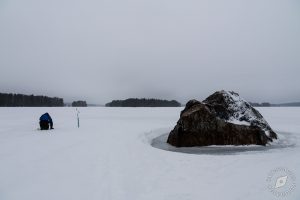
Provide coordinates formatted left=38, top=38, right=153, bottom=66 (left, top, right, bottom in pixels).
left=0, top=0, right=299, bottom=104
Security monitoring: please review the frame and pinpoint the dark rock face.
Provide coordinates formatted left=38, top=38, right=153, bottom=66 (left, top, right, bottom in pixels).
left=167, top=91, right=277, bottom=147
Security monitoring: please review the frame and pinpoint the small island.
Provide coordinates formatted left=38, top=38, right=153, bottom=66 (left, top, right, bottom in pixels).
left=72, top=101, right=87, bottom=107
left=105, top=98, right=181, bottom=107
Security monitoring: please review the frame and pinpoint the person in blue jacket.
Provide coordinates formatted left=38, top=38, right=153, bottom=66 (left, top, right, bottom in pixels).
left=39, top=113, right=54, bottom=130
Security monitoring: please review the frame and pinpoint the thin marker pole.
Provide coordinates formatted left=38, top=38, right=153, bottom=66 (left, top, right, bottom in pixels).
left=76, top=108, right=80, bottom=128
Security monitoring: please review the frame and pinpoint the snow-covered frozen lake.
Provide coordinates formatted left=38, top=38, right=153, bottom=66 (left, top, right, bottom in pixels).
left=0, top=107, right=299, bottom=200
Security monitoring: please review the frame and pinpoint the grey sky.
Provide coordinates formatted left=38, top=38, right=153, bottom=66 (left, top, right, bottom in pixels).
left=0, top=0, right=299, bottom=104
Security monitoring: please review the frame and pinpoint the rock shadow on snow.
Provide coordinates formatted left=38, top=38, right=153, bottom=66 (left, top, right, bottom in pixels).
left=151, top=132, right=296, bottom=155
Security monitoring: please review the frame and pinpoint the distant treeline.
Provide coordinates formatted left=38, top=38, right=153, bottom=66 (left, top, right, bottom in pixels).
left=273, top=102, right=300, bottom=107
left=250, top=102, right=300, bottom=107
left=72, top=101, right=87, bottom=107
left=250, top=102, right=271, bottom=107
left=106, top=98, right=181, bottom=107
left=0, top=93, right=64, bottom=107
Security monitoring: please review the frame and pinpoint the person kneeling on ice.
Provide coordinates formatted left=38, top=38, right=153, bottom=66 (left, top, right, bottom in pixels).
left=39, top=113, right=54, bottom=130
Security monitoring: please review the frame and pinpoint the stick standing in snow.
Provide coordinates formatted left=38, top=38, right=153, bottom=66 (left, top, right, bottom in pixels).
left=76, top=108, right=80, bottom=128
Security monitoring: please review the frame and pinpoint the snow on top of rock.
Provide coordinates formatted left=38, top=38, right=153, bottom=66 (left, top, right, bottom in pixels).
left=223, top=91, right=263, bottom=121
left=205, top=90, right=273, bottom=137
left=222, top=91, right=259, bottom=124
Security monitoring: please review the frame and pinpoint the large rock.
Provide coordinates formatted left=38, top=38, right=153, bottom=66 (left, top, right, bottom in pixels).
left=167, top=91, right=277, bottom=147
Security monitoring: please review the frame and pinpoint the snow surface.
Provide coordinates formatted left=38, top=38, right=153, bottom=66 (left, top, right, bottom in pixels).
left=0, top=107, right=299, bottom=200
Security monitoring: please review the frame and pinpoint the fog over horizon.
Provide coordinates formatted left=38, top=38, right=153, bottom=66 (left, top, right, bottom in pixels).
left=0, top=0, right=299, bottom=105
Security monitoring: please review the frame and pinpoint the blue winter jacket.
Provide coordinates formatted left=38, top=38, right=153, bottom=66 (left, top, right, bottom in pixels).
left=40, top=113, right=53, bottom=124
